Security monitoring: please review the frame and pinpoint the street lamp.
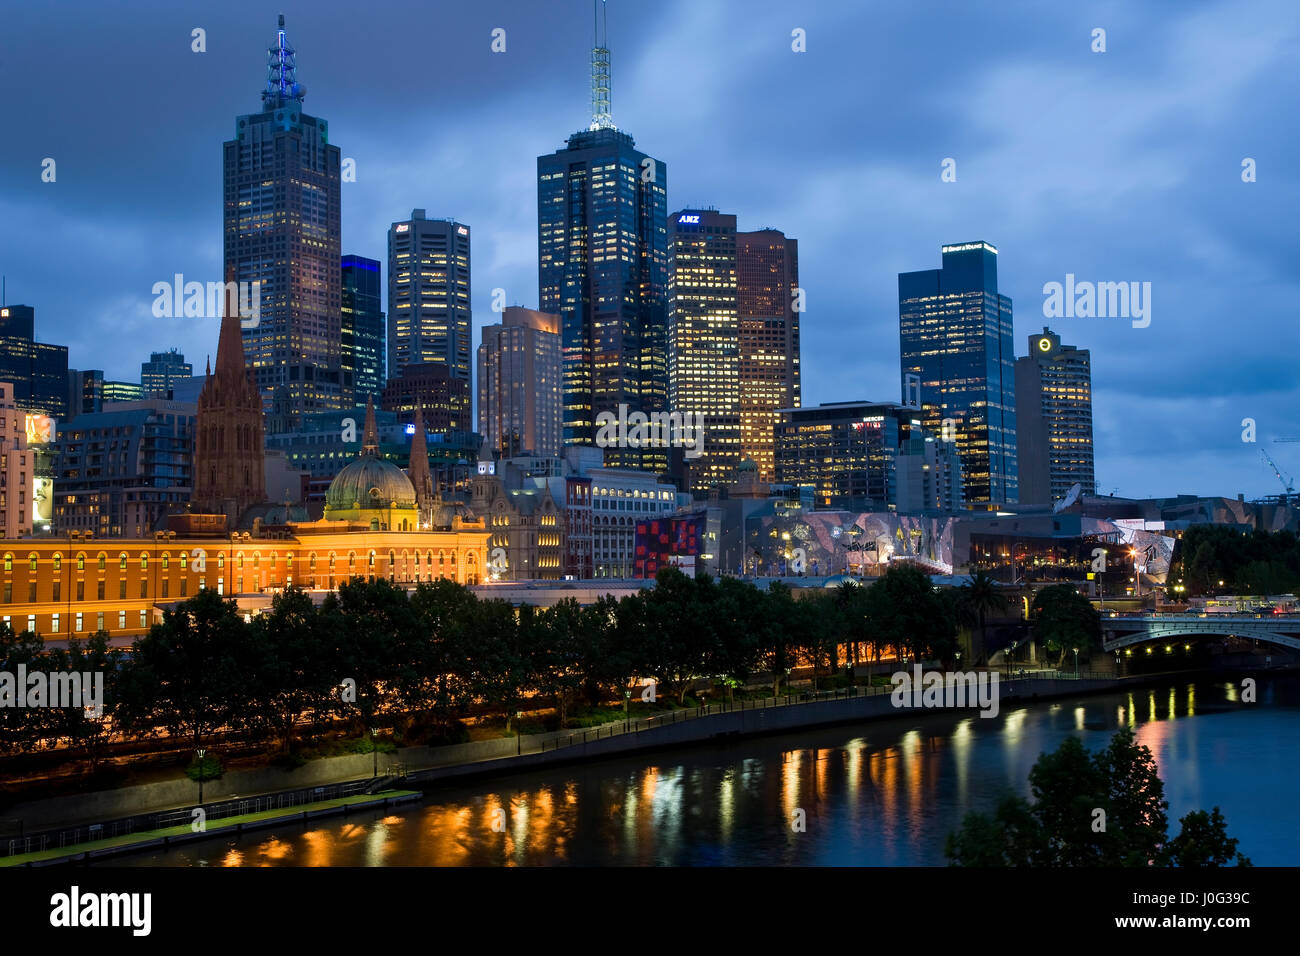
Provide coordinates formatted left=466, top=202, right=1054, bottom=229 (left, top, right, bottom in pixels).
left=624, top=689, right=632, bottom=730
left=196, top=748, right=206, bottom=806
left=370, top=727, right=378, bottom=778
left=1072, top=646, right=1079, bottom=677
left=516, top=711, right=524, bottom=755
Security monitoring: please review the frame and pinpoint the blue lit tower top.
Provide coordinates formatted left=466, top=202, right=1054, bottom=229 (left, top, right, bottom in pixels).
left=262, top=14, right=305, bottom=110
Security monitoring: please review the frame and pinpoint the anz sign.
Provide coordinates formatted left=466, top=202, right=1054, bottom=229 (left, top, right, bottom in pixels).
left=677, top=214, right=700, bottom=224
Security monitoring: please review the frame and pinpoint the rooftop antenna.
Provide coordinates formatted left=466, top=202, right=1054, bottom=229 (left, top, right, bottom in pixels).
left=589, top=0, right=614, bottom=130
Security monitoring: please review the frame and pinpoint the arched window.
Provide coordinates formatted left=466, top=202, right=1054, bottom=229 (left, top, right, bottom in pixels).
left=119, top=553, right=128, bottom=570
left=4, top=554, right=13, bottom=573
left=53, top=554, right=61, bottom=572
left=139, top=554, right=148, bottom=571
left=237, top=553, right=244, bottom=569
left=162, top=552, right=169, bottom=570
left=218, top=553, right=225, bottom=569
left=76, top=552, right=85, bottom=571
left=27, top=554, right=37, bottom=572
left=97, top=553, right=106, bottom=571
left=180, top=552, right=188, bottom=570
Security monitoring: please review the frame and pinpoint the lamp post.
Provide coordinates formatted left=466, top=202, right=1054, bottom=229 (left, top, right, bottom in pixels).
left=516, top=711, right=524, bottom=755
left=196, top=748, right=206, bottom=806
left=1072, top=646, right=1079, bottom=677
left=624, top=689, right=632, bottom=730
left=370, top=727, right=378, bottom=778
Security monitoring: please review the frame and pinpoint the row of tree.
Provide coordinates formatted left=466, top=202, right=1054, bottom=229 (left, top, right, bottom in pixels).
left=1, top=564, right=1103, bottom=768
left=1170, top=526, right=1300, bottom=596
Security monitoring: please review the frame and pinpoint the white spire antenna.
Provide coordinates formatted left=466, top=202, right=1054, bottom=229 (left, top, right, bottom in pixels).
left=589, top=0, right=614, bottom=130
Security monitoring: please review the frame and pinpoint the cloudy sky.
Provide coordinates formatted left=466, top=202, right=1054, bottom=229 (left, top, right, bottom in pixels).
left=2, top=0, right=1297, bottom=499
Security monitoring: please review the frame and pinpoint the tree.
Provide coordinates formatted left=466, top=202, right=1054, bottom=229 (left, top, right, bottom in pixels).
left=324, top=578, right=419, bottom=736
left=42, top=632, right=123, bottom=772
left=702, top=576, right=763, bottom=699
left=246, top=586, right=335, bottom=754
left=534, top=598, right=589, bottom=728
left=946, top=728, right=1249, bottom=867
left=958, top=570, right=1009, bottom=665
left=757, top=582, right=801, bottom=696
left=0, top=623, right=51, bottom=755
left=1166, top=807, right=1252, bottom=867
left=1031, top=583, right=1101, bottom=668
left=864, top=563, right=958, bottom=663
left=116, top=588, right=249, bottom=749
left=639, top=567, right=710, bottom=705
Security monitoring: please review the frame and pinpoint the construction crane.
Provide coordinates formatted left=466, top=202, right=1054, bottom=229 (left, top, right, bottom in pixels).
left=1260, top=449, right=1295, bottom=497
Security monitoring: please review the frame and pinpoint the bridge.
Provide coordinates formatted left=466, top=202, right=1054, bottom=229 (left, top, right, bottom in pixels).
left=1102, top=613, right=1300, bottom=652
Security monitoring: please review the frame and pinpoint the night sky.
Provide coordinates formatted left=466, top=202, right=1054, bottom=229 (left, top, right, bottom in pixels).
left=1, top=0, right=1296, bottom=499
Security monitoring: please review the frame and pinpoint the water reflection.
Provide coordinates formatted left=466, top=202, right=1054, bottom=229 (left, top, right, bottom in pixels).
left=116, top=676, right=1300, bottom=867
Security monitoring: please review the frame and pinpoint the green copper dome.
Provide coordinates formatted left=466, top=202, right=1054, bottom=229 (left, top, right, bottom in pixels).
left=324, top=457, right=417, bottom=513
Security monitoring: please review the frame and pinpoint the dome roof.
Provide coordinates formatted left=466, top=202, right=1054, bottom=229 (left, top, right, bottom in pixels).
left=325, top=456, right=417, bottom=512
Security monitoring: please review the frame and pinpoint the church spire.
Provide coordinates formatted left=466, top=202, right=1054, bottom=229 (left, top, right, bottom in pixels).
left=361, top=395, right=379, bottom=456
left=408, top=404, right=435, bottom=523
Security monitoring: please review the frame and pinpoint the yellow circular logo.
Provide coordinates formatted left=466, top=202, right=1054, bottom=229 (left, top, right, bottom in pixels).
left=1038, top=337, right=1052, bottom=352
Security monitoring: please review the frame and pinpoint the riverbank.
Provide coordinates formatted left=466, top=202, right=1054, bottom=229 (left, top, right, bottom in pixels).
left=4, top=666, right=1221, bottom=858
left=2, top=789, right=420, bottom=867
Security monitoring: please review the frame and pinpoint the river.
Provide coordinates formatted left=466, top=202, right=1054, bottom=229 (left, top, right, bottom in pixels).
left=114, top=673, right=1300, bottom=866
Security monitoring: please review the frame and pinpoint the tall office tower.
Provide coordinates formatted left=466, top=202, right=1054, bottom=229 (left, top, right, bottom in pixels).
left=477, top=307, right=562, bottom=458
left=386, top=211, right=471, bottom=424
left=341, top=255, right=385, bottom=407
left=224, top=15, right=343, bottom=427
left=899, top=241, right=1017, bottom=507
left=537, top=11, right=668, bottom=472
left=141, top=349, right=193, bottom=397
left=0, top=305, right=69, bottom=418
left=667, top=209, right=741, bottom=493
left=1015, top=327, right=1095, bottom=504
left=736, top=229, right=800, bottom=481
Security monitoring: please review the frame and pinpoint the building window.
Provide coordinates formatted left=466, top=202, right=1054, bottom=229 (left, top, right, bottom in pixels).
left=180, top=579, right=188, bottom=596
left=52, top=581, right=60, bottom=601
left=2, top=554, right=9, bottom=572
left=27, top=582, right=35, bottom=602
left=28, top=554, right=36, bottom=572
left=140, top=580, right=148, bottom=598
left=52, top=613, right=60, bottom=633
left=77, top=553, right=85, bottom=571
left=162, top=579, right=169, bottom=598
left=118, top=610, right=126, bottom=629
left=118, top=580, right=126, bottom=599
left=162, top=553, right=169, bottom=570
left=119, top=553, right=127, bottom=571
left=140, top=555, right=148, bottom=571
left=77, top=580, right=84, bottom=601
left=139, top=609, right=147, bottom=628
left=75, top=612, right=83, bottom=632
left=26, top=615, right=35, bottom=633
left=53, top=554, right=61, bottom=572
left=97, top=554, right=105, bottom=571
left=97, top=580, right=105, bottom=600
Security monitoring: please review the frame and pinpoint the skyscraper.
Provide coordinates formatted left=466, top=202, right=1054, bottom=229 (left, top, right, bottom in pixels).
left=668, top=209, right=740, bottom=492
left=386, top=211, right=471, bottom=424
left=0, top=305, right=68, bottom=418
left=141, top=349, right=193, bottom=397
left=537, top=13, right=668, bottom=471
left=341, top=255, right=385, bottom=407
left=1015, top=327, right=1095, bottom=504
left=737, top=229, right=800, bottom=481
left=224, top=15, right=343, bottom=427
left=478, top=307, right=562, bottom=458
left=899, top=241, right=1017, bottom=507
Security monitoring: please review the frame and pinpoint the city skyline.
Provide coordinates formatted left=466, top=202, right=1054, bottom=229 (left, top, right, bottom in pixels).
left=1, top=0, right=1298, bottom=499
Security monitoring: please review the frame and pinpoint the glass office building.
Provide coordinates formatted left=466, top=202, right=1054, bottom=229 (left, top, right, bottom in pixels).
left=899, top=241, right=1017, bottom=507
left=341, top=255, right=385, bottom=407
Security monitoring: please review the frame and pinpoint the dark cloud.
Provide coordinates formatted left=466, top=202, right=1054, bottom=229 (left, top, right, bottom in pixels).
left=0, top=0, right=1296, bottom=498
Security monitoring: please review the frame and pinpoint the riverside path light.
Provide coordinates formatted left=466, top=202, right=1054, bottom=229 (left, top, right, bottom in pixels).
left=196, top=748, right=206, bottom=806
left=370, top=728, right=378, bottom=778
